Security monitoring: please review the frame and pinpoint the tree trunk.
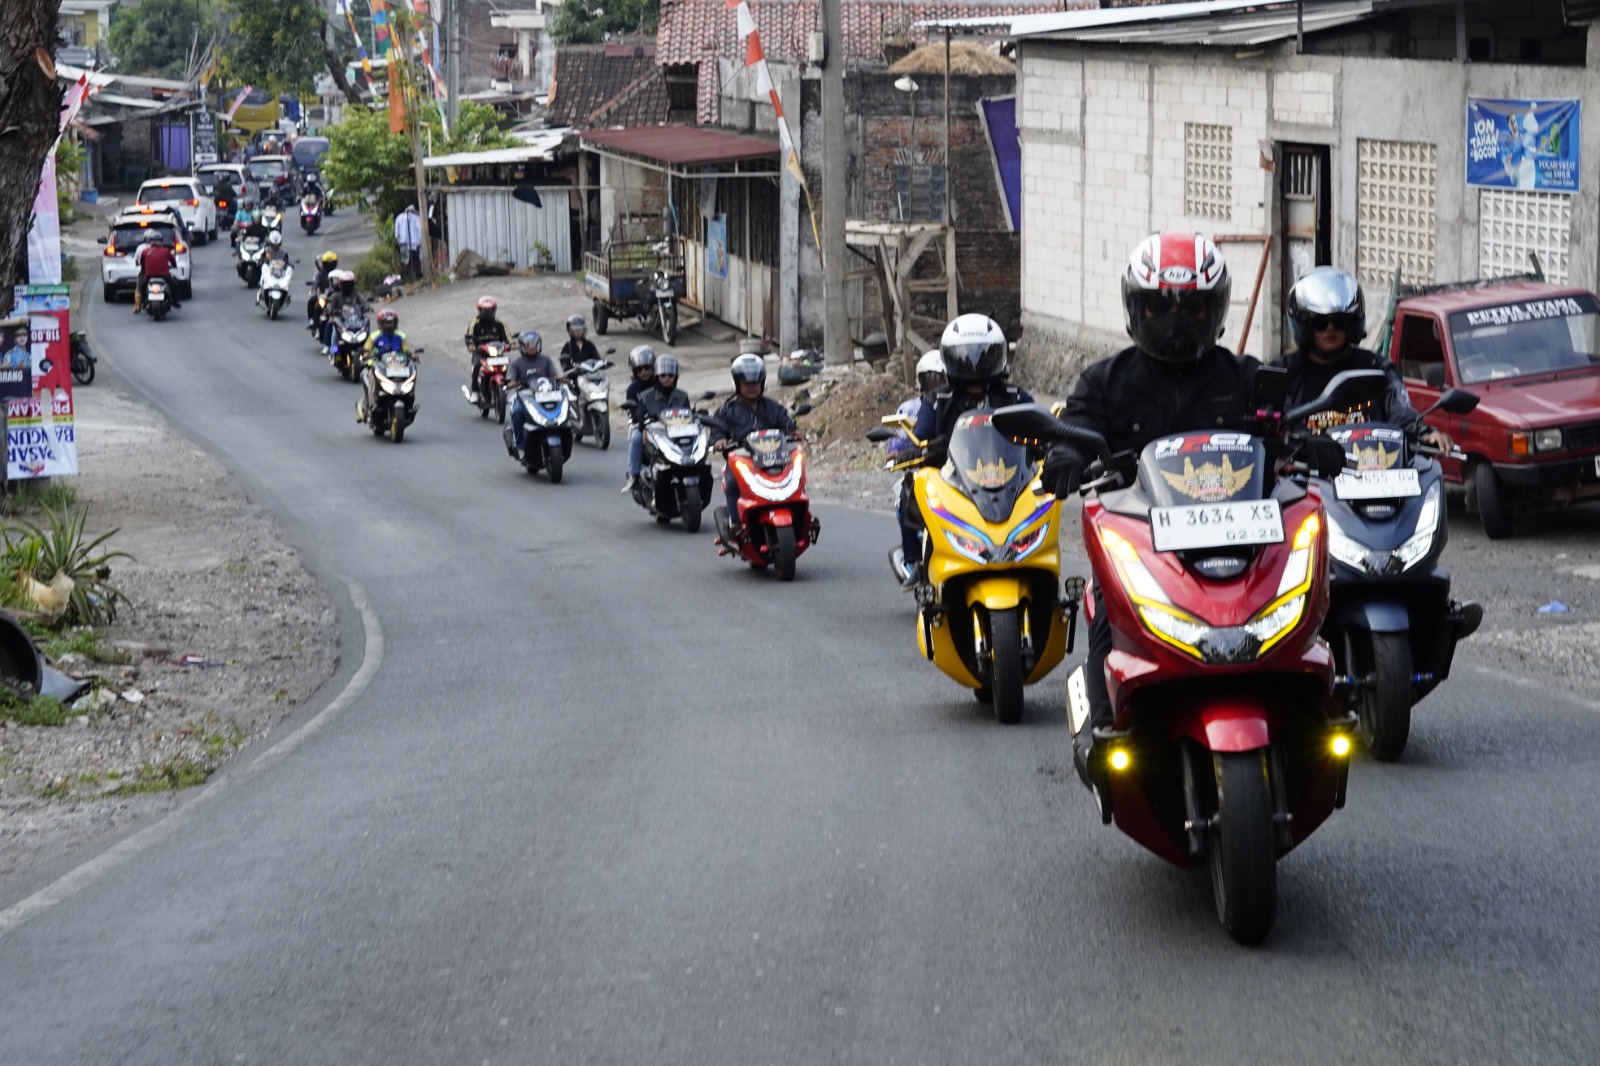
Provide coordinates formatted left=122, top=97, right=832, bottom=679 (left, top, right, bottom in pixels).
left=0, top=3, right=65, bottom=294
left=323, top=46, right=363, bottom=106
left=0, top=4, right=65, bottom=313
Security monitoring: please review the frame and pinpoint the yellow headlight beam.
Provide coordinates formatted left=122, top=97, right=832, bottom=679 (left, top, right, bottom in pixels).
left=1331, top=735, right=1352, bottom=757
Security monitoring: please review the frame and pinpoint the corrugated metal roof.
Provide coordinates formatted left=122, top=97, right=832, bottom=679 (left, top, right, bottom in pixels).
left=923, top=0, right=1379, bottom=46
left=424, top=129, right=569, bottom=168
left=580, top=126, right=779, bottom=166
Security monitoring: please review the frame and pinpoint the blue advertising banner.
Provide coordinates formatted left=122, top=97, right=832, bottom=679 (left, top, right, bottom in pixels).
left=977, top=96, right=1021, bottom=232
left=1466, top=97, right=1580, bottom=193
left=706, top=215, right=729, bottom=281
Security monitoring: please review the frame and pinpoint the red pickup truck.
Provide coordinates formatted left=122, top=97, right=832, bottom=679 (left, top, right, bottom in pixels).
left=1381, top=278, right=1600, bottom=538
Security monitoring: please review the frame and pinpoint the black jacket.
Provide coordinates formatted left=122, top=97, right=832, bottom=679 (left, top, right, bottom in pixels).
left=1053, top=345, right=1262, bottom=468
left=466, top=318, right=510, bottom=348
left=560, top=337, right=600, bottom=370
left=912, top=381, right=1035, bottom=465
left=633, top=384, right=691, bottom=423
left=713, top=396, right=795, bottom=444
left=1271, top=345, right=1422, bottom=431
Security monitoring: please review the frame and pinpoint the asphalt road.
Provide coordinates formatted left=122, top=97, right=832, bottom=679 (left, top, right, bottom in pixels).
left=0, top=224, right=1597, bottom=1065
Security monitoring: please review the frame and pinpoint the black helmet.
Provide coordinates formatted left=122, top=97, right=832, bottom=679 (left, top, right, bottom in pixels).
left=567, top=313, right=587, bottom=337
left=655, top=354, right=680, bottom=381
left=730, top=353, right=766, bottom=388
left=1286, top=266, right=1366, bottom=350
left=1121, top=231, right=1232, bottom=365
left=628, top=344, right=656, bottom=372
left=519, top=330, right=543, bottom=356
left=939, top=314, right=1008, bottom=385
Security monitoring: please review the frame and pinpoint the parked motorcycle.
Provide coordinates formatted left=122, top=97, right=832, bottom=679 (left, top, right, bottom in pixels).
left=237, top=235, right=266, bottom=288
left=568, top=355, right=616, bottom=449
left=866, top=408, right=1071, bottom=725
left=258, top=258, right=294, bottom=320
left=142, top=277, right=172, bottom=321
left=503, top=377, right=574, bottom=482
left=710, top=406, right=817, bottom=581
left=650, top=266, right=679, bottom=346
left=1318, top=390, right=1484, bottom=761
left=300, top=195, right=322, bottom=235
left=987, top=369, right=1390, bottom=944
left=358, top=348, right=422, bottom=444
left=463, top=342, right=512, bottom=422
left=623, top=396, right=714, bottom=532
left=69, top=331, right=96, bottom=386
left=329, top=306, right=371, bottom=381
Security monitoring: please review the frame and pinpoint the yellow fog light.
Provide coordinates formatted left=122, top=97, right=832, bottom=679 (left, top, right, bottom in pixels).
left=1331, top=735, right=1351, bottom=757
left=1109, top=748, right=1131, bottom=771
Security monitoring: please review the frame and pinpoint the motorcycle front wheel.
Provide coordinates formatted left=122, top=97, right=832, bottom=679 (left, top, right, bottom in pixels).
left=1355, top=630, right=1413, bottom=762
left=390, top=408, right=405, bottom=444
left=1210, top=750, right=1277, bottom=946
left=683, top=485, right=702, bottom=534
left=592, top=411, right=611, bottom=450
left=494, top=389, right=507, bottom=425
left=662, top=304, right=679, bottom=346
left=988, top=608, right=1025, bottom=725
left=71, top=355, right=94, bottom=386
left=774, top=525, right=797, bottom=582
left=546, top=449, right=564, bottom=484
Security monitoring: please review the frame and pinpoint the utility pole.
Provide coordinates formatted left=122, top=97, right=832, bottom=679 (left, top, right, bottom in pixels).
left=392, top=9, right=435, bottom=282
left=820, top=0, right=849, bottom=365
left=445, top=0, right=462, bottom=129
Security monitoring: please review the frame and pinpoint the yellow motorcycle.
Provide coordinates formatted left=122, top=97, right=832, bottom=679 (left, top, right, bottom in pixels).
left=869, top=409, right=1075, bottom=724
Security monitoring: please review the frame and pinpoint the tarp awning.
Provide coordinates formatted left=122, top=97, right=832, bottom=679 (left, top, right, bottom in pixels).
left=581, top=126, right=778, bottom=169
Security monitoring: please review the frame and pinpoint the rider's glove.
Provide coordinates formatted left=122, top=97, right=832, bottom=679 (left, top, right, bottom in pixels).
left=1043, top=444, right=1086, bottom=498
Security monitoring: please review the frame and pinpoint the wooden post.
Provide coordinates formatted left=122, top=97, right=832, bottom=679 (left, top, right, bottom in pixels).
left=943, top=27, right=952, bottom=225
left=1238, top=234, right=1273, bottom=357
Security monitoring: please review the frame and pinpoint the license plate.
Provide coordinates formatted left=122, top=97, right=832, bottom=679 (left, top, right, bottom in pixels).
left=1150, top=499, right=1284, bottom=552
left=1334, top=469, right=1422, bottom=500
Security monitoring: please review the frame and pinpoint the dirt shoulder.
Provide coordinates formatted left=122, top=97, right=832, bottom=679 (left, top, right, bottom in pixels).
left=0, top=387, right=338, bottom=897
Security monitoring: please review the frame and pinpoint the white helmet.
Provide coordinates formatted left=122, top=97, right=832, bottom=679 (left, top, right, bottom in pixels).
left=939, top=314, right=1008, bottom=384
left=267, top=230, right=283, bottom=247
left=915, top=349, right=946, bottom=391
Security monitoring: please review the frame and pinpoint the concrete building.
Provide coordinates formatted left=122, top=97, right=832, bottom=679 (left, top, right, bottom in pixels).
left=934, top=0, right=1600, bottom=392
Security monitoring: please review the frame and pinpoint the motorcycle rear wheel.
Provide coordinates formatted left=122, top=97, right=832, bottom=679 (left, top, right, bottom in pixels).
left=1356, top=631, right=1413, bottom=762
left=683, top=486, right=702, bottom=534
left=989, top=609, right=1025, bottom=725
left=775, top=525, right=797, bottom=581
left=1209, top=751, right=1277, bottom=946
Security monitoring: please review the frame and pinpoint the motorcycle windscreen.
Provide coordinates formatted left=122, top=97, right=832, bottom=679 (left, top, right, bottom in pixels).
left=659, top=408, right=700, bottom=439
left=1137, top=432, right=1268, bottom=508
left=340, top=307, right=366, bottom=328
left=744, top=428, right=789, bottom=470
left=946, top=412, right=1033, bottom=524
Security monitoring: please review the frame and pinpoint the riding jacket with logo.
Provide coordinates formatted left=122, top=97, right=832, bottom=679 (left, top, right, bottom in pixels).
left=465, top=318, right=510, bottom=348
left=1271, top=345, right=1422, bottom=432
left=714, top=396, right=795, bottom=444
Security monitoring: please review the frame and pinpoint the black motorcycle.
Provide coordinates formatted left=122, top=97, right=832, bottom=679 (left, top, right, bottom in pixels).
left=623, top=394, right=715, bottom=532
left=1319, top=388, right=1484, bottom=761
left=69, top=331, right=96, bottom=386
left=330, top=306, right=371, bottom=381
left=359, top=348, right=423, bottom=444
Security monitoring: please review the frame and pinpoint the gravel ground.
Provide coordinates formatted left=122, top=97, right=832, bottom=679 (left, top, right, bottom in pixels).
left=0, top=388, right=337, bottom=895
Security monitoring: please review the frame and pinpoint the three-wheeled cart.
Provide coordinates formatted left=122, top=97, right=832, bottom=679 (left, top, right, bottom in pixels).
left=583, top=239, right=692, bottom=346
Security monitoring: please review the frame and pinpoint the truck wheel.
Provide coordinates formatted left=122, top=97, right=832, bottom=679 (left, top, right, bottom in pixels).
left=1474, top=462, right=1514, bottom=540
left=593, top=300, right=609, bottom=335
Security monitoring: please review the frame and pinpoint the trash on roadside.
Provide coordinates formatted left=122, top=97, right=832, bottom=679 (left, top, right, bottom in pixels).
left=120, top=688, right=145, bottom=704
left=170, top=654, right=227, bottom=668
left=1537, top=600, right=1570, bottom=614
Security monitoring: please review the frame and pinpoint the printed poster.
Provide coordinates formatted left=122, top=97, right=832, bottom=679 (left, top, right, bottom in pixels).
left=706, top=215, right=729, bottom=281
left=1467, top=97, right=1581, bottom=193
left=8, top=285, right=77, bottom=480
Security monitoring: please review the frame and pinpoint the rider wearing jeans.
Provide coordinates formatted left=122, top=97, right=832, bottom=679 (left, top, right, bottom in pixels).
left=622, top=345, right=658, bottom=491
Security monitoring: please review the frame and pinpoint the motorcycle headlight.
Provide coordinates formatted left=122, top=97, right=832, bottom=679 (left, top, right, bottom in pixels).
left=1392, top=483, right=1440, bottom=571
left=1241, top=595, right=1307, bottom=649
left=1325, top=514, right=1370, bottom=571
left=399, top=377, right=416, bottom=394
left=377, top=375, right=399, bottom=394
left=1534, top=427, right=1563, bottom=452
left=944, top=528, right=991, bottom=564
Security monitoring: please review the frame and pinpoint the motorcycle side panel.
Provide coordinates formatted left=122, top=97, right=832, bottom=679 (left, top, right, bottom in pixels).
left=1024, top=609, right=1070, bottom=686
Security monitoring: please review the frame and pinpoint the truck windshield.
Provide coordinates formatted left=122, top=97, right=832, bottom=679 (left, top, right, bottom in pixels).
left=1449, top=294, right=1600, bottom=384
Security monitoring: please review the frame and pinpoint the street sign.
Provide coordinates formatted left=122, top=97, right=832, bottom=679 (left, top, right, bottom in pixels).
left=193, top=108, right=219, bottom=166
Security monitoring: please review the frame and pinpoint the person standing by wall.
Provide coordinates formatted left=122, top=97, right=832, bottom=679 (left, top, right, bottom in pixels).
left=394, top=205, right=422, bottom=280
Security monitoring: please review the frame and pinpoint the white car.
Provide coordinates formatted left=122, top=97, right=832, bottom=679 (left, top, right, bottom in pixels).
left=194, top=163, right=260, bottom=216
left=98, top=208, right=193, bottom=303
left=134, top=177, right=218, bottom=244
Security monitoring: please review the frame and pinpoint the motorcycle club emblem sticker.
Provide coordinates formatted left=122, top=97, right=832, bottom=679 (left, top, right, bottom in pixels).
left=1160, top=454, right=1255, bottom=502
left=1351, top=442, right=1400, bottom=471
left=966, top=456, right=1017, bottom=490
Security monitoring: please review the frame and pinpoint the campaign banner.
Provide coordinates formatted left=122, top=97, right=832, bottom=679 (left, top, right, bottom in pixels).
left=224, top=86, right=254, bottom=124
left=0, top=319, right=29, bottom=402
left=1467, top=97, right=1581, bottom=193
left=977, top=96, right=1021, bottom=232
left=193, top=108, right=219, bottom=166
left=8, top=285, right=77, bottom=481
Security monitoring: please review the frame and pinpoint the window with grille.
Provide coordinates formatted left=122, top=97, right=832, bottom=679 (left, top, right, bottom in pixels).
left=1184, top=123, right=1233, bottom=221
left=1357, top=139, right=1437, bottom=286
left=1479, top=188, right=1571, bottom=283
left=894, top=165, right=947, bottom=222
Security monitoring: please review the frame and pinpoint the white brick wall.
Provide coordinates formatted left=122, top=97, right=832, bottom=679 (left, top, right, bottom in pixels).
left=1271, top=70, right=1336, bottom=127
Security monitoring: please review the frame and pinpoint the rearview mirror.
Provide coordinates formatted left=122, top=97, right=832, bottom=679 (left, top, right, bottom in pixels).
left=865, top=427, right=895, bottom=443
left=605, top=346, right=617, bottom=355
left=700, top=389, right=716, bottom=400
left=991, top=402, right=1111, bottom=459
left=412, top=347, right=426, bottom=356
left=96, top=236, right=108, bottom=245
left=1306, top=436, right=1348, bottom=478
left=793, top=403, right=812, bottom=417
left=1433, top=387, right=1480, bottom=417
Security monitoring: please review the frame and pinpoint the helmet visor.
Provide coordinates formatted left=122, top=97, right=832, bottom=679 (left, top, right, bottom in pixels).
left=942, top=340, right=1006, bottom=382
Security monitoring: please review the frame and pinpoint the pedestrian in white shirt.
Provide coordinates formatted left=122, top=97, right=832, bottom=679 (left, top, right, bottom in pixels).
left=394, top=205, right=422, bottom=279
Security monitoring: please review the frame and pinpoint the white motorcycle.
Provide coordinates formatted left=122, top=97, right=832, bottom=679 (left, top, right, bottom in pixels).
left=568, top=356, right=615, bottom=450
left=504, top=377, right=575, bottom=483
left=257, top=258, right=294, bottom=320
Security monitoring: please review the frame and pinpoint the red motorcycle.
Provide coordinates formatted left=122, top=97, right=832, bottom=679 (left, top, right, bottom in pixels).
left=993, top=368, right=1386, bottom=944
left=464, top=342, right=511, bottom=423
left=711, top=409, right=819, bottom=581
